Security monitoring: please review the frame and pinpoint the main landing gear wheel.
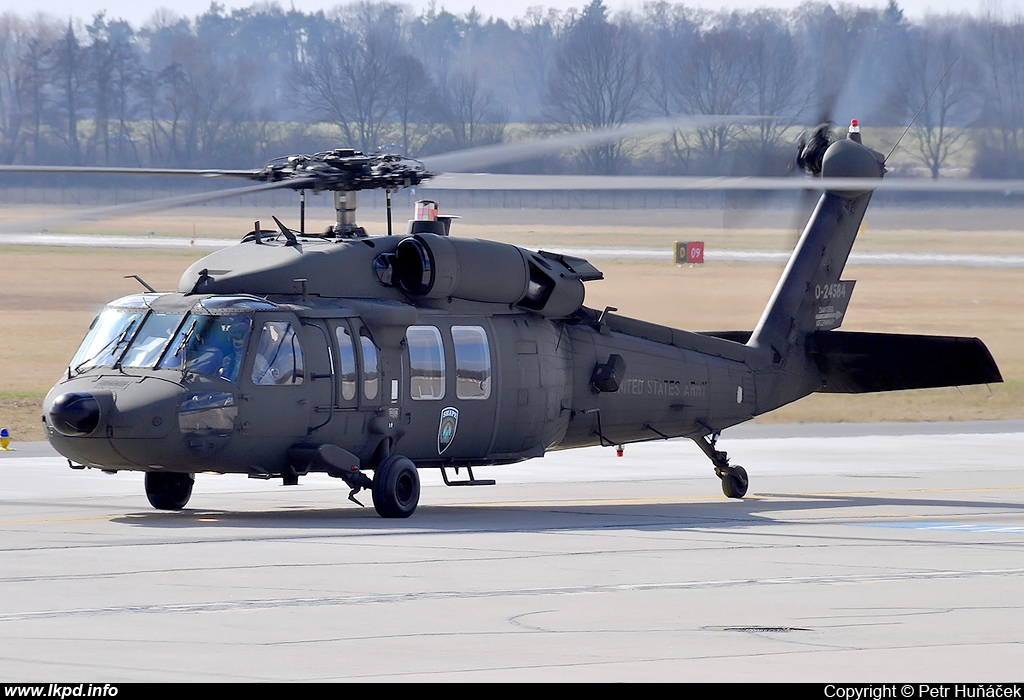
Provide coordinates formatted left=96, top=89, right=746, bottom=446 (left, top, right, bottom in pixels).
left=145, top=472, right=195, bottom=510
left=720, top=465, right=748, bottom=499
left=372, top=455, right=420, bottom=518
left=693, top=433, right=749, bottom=500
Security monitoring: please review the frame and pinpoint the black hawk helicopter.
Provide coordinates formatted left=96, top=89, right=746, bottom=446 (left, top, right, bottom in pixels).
left=31, top=121, right=1002, bottom=517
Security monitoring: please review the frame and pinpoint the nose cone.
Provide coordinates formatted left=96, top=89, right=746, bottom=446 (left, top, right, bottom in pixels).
left=48, top=392, right=101, bottom=436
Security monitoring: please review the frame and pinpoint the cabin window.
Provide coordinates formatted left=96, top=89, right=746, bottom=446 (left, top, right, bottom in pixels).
left=452, top=325, right=491, bottom=400
left=360, top=330, right=379, bottom=400
left=407, top=325, right=445, bottom=400
left=252, top=321, right=304, bottom=386
left=336, top=325, right=357, bottom=401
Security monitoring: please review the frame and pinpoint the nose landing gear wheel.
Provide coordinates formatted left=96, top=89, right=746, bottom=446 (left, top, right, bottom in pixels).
left=720, top=465, right=748, bottom=499
left=372, top=455, right=420, bottom=518
left=145, top=472, right=195, bottom=510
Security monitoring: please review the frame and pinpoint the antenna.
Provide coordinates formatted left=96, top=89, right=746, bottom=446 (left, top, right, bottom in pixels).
left=123, top=275, right=156, bottom=293
left=885, top=58, right=958, bottom=163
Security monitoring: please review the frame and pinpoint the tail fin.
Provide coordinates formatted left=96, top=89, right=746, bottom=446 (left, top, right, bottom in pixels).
left=747, top=137, right=884, bottom=408
left=748, top=138, right=883, bottom=359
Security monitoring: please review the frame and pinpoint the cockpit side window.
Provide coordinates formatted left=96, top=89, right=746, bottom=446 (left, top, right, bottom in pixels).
left=159, top=314, right=252, bottom=382
left=252, top=321, right=305, bottom=386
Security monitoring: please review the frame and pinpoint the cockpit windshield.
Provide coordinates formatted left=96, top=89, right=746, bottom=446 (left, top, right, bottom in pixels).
left=67, top=294, right=269, bottom=380
left=69, top=294, right=161, bottom=372
left=159, top=314, right=253, bottom=381
left=71, top=309, right=142, bottom=372
left=121, top=313, right=185, bottom=368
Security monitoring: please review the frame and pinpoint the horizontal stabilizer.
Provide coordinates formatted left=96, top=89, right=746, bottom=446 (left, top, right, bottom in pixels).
left=812, top=331, right=1002, bottom=394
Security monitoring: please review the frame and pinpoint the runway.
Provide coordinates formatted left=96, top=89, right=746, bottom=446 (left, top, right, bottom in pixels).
left=1, top=421, right=1023, bottom=681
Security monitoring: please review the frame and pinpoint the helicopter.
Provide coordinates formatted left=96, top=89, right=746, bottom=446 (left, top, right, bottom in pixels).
left=32, top=120, right=1003, bottom=518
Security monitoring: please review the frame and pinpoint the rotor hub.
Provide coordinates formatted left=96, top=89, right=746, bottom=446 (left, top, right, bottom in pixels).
left=256, top=149, right=433, bottom=193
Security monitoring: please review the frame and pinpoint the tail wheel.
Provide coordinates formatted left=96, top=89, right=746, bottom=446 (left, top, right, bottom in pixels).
left=372, top=455, right=420, bottom=518
left=721, top=465, right=748, bottom=499
left=145, top=472, right=195, bottom=510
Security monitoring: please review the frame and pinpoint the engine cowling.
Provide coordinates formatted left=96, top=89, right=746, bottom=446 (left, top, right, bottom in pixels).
left=392, top=233, right=594, bottom=318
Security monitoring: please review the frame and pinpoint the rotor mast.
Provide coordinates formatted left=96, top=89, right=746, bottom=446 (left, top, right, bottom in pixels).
left=333, top=190, right=362, bottom=237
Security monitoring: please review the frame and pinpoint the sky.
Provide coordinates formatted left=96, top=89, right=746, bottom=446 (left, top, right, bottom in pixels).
left=0, top=0, right=1018, bottom=28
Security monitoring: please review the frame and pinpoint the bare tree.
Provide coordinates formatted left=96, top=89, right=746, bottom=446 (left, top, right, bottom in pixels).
left=17, top=28, right=53, bottom=162
left=741, top=10, right=807, bottom=171
left=899, top=21, right=975, bottom=178
left=792, top=3, right=865, bottom=123
left=408, top=5, right=466, bottom=91
left=0, top=14, right=28, bottom=163
left=145, top=61, right=189, bottom=166
left=47, top=21, right=86, bottom=164
left=434, top=69, right=507, bottom=150
left=544, top=0, right=646, bottom=174
left=144, top=32, right=255, bottom=167
left=970, top=8, right=1024, bottom=177
left=391, top=53, right=432, bottom=154
left=85, top=14, right=143, bottom=165
left=295, top=4, right=405, bottom=152
left=511, top=7, right=566, bottom=121
left=1, top=1, right=1021, bottom=179
left=676, top=21, right=753, bottom=170
left=641, top=2, right=701, bottom=173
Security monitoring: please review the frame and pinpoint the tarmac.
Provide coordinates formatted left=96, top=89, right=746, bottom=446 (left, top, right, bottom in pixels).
left=1, top=421, right=1023, bottom=681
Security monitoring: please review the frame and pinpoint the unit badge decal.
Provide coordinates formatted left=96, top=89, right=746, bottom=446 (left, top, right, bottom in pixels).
left=437, top=406, right=459, bottom=454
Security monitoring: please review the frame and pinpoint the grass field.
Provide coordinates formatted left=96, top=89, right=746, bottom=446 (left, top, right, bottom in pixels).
left=1, top=204, right=1021, bottom=444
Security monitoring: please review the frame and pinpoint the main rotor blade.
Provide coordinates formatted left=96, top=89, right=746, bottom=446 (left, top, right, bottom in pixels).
left=423, top=172, right=1024, bottom=193
left=0, top=164, right=259, bottom=178
left=421, top=115, right=771, bottom=173
left=0, top=178, right=314, bottom=234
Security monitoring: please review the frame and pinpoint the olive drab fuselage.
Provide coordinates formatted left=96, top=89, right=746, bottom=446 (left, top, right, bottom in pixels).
left=42, top=229, right=763, bottom=479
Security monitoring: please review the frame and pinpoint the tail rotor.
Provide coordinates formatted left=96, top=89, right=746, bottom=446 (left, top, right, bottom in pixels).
left=794, top=122, right=837, bottom=177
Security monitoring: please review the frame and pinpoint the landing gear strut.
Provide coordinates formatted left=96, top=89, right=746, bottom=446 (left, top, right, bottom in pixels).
left=145, top=472, right=195, bottom=510
left=693, top=433, right=748, bottom=499
left=372, top=455, right=420, bottom=518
